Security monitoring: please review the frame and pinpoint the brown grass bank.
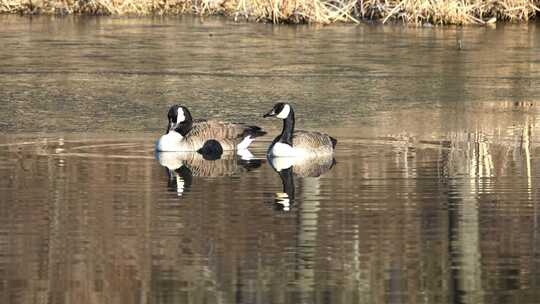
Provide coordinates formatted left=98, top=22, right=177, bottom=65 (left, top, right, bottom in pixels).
left=0, top=0, right=539, bottom=24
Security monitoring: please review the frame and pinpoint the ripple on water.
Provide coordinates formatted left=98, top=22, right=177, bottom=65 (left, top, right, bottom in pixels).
left=0, top=126, right=539, bottom=304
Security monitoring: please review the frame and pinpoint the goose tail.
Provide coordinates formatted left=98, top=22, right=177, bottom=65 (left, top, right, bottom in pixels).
left=237, top=125, right=267, bottom=150
left=330, top=136, right=337, bottom=149
left=244, top=125, right=267, bottom=138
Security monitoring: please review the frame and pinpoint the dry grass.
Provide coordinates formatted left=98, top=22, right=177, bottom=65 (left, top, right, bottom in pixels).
left=0, top=0, right=539, bottom=24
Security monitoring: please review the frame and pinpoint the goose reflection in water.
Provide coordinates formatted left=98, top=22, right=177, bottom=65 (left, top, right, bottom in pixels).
left=268, top=154, right=335, bottom=211
left=156, top=149, right=262, bottom=196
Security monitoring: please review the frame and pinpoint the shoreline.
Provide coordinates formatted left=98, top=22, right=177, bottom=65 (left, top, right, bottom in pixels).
left=0, top=0, right=539, bottom=25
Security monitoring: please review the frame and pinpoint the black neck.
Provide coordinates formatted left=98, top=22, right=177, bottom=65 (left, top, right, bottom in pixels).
left=278, top=110, right=295, bottom=145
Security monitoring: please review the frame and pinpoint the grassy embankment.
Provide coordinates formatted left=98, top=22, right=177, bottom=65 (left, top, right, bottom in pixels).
left=0, top=0, right=539, bottom=24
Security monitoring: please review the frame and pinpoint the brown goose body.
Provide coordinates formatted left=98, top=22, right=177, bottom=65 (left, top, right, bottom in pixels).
left=156, top=106, right=266, bottom=152
left=289, top=130, right=336, bottom=156
left=181, top=119, right=260, bottom=151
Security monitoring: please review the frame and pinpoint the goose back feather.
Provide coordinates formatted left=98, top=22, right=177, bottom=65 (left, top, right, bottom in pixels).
left=182, top=120, right=264, bottom=151
left=157, top=105, right=266, bottom=152
left=291, top=130, right=336, bottom=155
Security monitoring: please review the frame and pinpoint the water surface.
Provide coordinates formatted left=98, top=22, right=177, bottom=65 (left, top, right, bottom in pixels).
left=1, top=15, right=540, bottom=304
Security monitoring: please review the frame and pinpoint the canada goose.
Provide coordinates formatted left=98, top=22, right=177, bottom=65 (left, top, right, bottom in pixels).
left=263, top=103, right=337, bottom=157
left=157, top=150, right=262, bottom=196
left=156, top=105, right=266, bottom=152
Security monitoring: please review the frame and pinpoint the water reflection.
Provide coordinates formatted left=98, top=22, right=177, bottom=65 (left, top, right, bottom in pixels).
left=267, top=155, right=335, bottom=211
left=156, top=151, right=262, bottom=196
left=266, top=155, right=335, bottom=303
left=1, top=121, right=540, bottom=303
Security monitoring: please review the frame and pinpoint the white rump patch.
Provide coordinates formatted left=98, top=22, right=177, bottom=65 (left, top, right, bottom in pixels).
left=237, top=135, right=254, bottom=150
left=156, top=131, right=185, bottom=152
left=237, top=135, right=254, bottom=160
left=276, top=104, right=291, bottom=119
left=177, top=108, right=186, bottom=122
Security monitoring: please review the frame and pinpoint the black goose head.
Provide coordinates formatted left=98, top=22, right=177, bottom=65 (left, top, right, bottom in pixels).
left=264, top=102, right=295, bottom=145
left=263, top=102, right=292, bottom=119
left=166, top=105, right=194, bottom=136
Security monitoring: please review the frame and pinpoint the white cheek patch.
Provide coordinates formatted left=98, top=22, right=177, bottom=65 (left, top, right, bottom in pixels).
left=177, top=108, right=186, bottom=122
left=276, top=104, right=291, bottom=119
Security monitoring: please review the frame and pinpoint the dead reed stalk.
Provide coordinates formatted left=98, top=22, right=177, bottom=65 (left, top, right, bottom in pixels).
left=0, top=0, right=539, bottom=24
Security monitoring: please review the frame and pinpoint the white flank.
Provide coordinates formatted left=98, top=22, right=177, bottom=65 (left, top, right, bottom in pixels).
left=156, top=131, right=185, bottom=152
left=276, top=104, right=291, bottom=119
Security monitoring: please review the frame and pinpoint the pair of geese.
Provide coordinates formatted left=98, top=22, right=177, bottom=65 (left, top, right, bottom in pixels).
left=157, top=102, right=335, bottom=209
left=156, top=102, right=337, bottom=158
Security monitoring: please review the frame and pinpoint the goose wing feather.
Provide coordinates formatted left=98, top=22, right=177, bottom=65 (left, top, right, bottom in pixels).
left=190, top=120, right=260, bottom=140
left=182, top=120, right=265, bottom=151
left=292, top=130, right=335, bottom=151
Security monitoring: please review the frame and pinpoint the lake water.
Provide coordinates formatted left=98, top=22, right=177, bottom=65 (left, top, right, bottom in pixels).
left=1, top=15, right=540, bottom=304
